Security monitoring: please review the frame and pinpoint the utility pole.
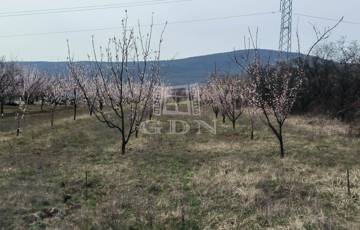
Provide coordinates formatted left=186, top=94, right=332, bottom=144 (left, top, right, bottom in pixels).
left=279, top=0, right=293, bottom=55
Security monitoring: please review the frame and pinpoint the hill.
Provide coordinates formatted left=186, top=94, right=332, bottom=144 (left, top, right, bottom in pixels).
left=19, top=49, right=301, bottom=85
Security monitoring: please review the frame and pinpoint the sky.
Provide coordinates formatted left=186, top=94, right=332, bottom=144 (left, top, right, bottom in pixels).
left=0, top=0, right=358, bottom=61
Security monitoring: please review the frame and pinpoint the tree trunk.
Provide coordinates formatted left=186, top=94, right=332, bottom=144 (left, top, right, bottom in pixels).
left=51, top=107, right=56, bottom=127
left=73, top=89, right=77, bottom=120
left=0, top=99, right=4, bottom=118
left=232, top=120, right=236, bottom=130
left=250, top=119, right=254, bottom=140
left=214, top=110, right=219, bottom=119
left=121, top=141, right=126, bottom=155
left=222, top=114, right=226, bottom=124
left=99, top=100, right=103, bottom=111
left=41, top=98, right=44, bottom=111
left=149, top=110, right=153, bottom=120
left=278, top=133, right=285, bottom=159
left=73, top=103, right=77, bottom=121
left=16, top=114, right=21, bottom=136
left=89, top=105, right=93, bottom=116
left=347, top=169, right=351, bottom=196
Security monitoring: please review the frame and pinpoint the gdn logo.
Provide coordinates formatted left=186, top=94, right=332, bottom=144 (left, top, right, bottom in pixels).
left=153, top=84, right=201, bottom=116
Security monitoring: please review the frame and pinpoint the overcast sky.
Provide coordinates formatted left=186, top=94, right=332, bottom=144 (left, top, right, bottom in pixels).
left=0, top=0, right=358, bottom=61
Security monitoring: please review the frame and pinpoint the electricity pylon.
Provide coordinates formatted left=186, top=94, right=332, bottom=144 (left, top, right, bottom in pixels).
left=279, top=0, right=293, bottom=54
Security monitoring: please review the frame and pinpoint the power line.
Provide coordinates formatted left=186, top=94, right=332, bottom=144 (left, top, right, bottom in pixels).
left=0, top=11, right=356, bottom=39
left=294, top=12, right=360, bottom=25
left=0, top=11, right=278, bottom=38
left=0, top=0, right=169, bottom=14
left=0, top=0, right=191, bottom=18
left=154, top=11, right=278, bottom=25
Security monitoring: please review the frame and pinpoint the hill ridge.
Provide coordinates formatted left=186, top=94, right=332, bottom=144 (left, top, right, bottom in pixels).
left=18, top=49, right=301, bottom=85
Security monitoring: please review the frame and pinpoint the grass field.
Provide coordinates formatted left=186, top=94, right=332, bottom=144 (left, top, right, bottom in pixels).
left=0, top=105, right=359, bottom=229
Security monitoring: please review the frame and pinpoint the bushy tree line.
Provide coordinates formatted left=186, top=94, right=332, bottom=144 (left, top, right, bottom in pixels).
left=294, top=39, right=360, bottom=121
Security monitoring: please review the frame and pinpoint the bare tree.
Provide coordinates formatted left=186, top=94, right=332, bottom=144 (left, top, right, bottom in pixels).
left=62, top=75, right=81, bottom=121
left=235, top=32, right=303, bottom=158
left=68, top=15, right=166, bottom=155
left=242, top=80, right=259, bottom=140
left=45, top=77, right=67, bottom=127
left=16, top=69, right=45, bottom=135
left=236, top=18, right=342, bottom=158
left=306, top=17, right=344, bottom=56
left=201, top=84, right=220, bottom=119
left=208, top=75, right=244, bottom=130
left=72, top=86, right=78, bottom=120
left=248, top=61, right=303, bottom=158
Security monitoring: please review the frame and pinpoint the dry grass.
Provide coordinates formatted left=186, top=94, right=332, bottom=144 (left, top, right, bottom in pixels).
left=0, top=105, right=359, bottom=229
left=288, top=115, right=350, bottom=136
